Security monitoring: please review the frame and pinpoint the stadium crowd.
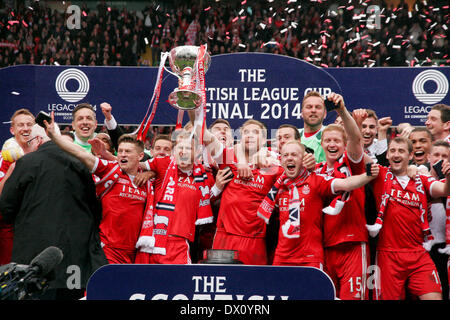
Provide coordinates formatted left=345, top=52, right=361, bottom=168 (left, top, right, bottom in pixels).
left=0, top=0, right=448, bottom=68
left=0, top=0, right=449, bottom=302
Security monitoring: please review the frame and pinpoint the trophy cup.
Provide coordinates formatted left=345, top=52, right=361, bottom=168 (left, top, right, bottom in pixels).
left=167, top=45, right=211, bottom=110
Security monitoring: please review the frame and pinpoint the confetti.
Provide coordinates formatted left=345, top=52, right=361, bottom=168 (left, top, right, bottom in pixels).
left=11, top=91, right=20, bottom=95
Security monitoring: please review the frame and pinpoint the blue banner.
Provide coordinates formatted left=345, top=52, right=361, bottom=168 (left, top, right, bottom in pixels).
left=86, top=264, right=335, bottom=300
left=1, top=54, right=449, bottom=145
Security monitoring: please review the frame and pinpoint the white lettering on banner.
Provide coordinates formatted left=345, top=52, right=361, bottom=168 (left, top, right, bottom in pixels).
left=205, top=69, right=316, bottom=123
left=193, top=276, right=227, bottom=293
left=243, top=87, right=300, bottom=101
left=403, top=105, right=433, bottom=123
left=47, top=103, right=97, bottom=121
left=206, top=102, right=253, bottom=119
left=304, top=87, right=332, bottom=98
left=129, top=293, right=289, bottom=300
left=403, top=106, right=433, bottom=114
left=238, top=69, right=266, bottom=82
left=260, top=102, right=302, bottom=119
left=207, top=87, right=238, bottom=100
left=128, top=275, right=290, bottom=300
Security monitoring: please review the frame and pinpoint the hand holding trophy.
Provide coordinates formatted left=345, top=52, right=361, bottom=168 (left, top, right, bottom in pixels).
left=136, top=44, right=210, bottom=141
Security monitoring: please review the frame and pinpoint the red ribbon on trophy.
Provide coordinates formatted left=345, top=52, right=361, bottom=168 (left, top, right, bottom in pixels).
left=136, top=52, right=169, bottom=141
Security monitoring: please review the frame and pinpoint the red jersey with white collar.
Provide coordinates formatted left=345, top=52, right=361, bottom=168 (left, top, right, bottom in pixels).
left=275, top=173, right=336, bottom=264
left=316, top=152, right=368, bottom=247
left=371, top=166, right=437, bottom=251
left=93, top=158, right=148, bottom=250
left=215, top=147, right=284, bottom=238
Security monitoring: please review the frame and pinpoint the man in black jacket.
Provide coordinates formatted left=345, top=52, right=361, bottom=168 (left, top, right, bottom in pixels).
left=0, top=124, right=107, bottom=300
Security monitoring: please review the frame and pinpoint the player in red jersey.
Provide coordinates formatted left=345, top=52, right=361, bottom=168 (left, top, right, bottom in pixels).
left=0, top=155, right=13, bottom=265
left=45, top=113, right=151, bottom=264
left=257, top=140, right=378, bottom=269
left=314, top=93, right=370, bottom=300
left=366, top=136, right=450, bottom=300
left=135, top=131, right=214, bottom=264
left=212, top=120, right=284, bottom=265
left=188, top=109, right=284, bottom=265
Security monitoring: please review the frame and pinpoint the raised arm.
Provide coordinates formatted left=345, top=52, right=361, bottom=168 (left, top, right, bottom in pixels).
left=44, top=111, right=97, bottom=171
left=187, top=110, right=224, bottom=159
left=328, top=92, right=363, bottom=161
left=430, top=160, right=450, bottom=198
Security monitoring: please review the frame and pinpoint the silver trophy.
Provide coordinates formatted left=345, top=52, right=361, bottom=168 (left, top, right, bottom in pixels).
left=167, top=45, right=211, bottom=110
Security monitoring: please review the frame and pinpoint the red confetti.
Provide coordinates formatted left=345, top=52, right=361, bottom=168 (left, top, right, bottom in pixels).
left=204, top=6, right=211, bottom=11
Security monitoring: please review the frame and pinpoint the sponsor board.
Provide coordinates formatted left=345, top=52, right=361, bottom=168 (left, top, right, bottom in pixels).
left=86, top=264, right=336, bottom=300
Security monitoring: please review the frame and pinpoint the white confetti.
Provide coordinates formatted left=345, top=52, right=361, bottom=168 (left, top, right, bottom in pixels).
left=11, top=91, right=20, bottom=95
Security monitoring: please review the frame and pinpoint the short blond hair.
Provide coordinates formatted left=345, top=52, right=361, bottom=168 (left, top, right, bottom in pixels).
left=11, top=108, right=35, bottom=125
left=302, top=91, right=324, bottom=108
left=240, top=119, right=267, bottom=140
left=321, top=124, right=348, bottom=145
left=281, top=139, right=305, bottom=154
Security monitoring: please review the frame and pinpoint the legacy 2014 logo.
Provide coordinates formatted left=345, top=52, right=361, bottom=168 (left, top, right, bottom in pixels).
left=412, top=69, right=448, bottom=105
left=55, top=68, right=90, bottom=103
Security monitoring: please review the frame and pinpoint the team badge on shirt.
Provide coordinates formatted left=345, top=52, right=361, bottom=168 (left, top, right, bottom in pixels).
left=302, top=185, right=310, bottom=195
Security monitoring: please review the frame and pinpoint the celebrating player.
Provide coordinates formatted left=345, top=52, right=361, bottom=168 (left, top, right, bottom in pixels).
left=367, top=136, right=450, bottom=300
